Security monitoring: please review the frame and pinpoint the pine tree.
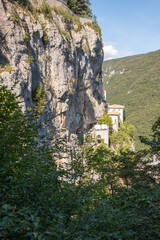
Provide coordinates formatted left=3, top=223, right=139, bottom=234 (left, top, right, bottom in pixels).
left=66, top=0, right=92, bottom=17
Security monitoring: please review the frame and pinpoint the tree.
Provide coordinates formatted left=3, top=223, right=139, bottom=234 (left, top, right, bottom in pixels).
left=1, top=80, right=160, bottom=239
left=110, top=122, right=135, bottom=154
left=0, top=84, right=37, bottom=167
left=97, top=112, right=113, bottom=129
left=66, top=0, right=92, bottom=17
left=139, top=117, right=160, bottom=182
left=140, top=117, right=160, bottom=155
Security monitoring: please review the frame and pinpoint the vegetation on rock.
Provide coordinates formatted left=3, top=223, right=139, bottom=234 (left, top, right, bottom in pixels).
left=33, top=82, right=47, bottom=115
left=11, top=5, right=20, bottom=23
left=86, top=21, right=103, bottom=44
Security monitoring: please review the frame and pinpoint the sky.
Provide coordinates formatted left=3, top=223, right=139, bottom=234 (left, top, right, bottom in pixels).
left=90, top=0, right=160, bottom=60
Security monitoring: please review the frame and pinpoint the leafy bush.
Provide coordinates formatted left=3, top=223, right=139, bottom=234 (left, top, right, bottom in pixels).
left=97, top=112, right=113, bottom=129
left=0, top=81, right=160, bottom=239
left=110, top=122, right=135, bottom=154
left=33, top=82, right=47, bottom=115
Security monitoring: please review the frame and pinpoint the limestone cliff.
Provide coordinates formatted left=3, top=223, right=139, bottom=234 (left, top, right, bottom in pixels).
left=0, top=0, right=105, bottom=137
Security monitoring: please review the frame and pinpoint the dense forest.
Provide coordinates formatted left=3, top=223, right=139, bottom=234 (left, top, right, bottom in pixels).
left=103, top=50, right=160, bottom=150
left=0, top=0, right=160, bottom=239
left=0, top=82, right=160, bottom=239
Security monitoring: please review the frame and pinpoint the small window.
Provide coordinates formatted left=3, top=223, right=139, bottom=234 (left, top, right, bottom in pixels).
left=97, top=135, right=101, bottom=144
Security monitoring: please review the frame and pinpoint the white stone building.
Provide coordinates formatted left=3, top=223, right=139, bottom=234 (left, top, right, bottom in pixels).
left=108, top=111, right=119, bottom=132
left=94, top=124, right=109, bottom=146
left=107, top=104, right=125, bottom=123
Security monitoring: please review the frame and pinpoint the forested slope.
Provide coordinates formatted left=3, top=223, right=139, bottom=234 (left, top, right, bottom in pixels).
left=103, top=50, right=160, bottom=150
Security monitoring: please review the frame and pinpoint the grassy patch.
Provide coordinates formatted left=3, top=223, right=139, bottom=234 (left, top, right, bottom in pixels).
left=82, top=35, right=91, bottom=54
left=23, top=27, right=30, bottom=45
left=53, top=6, right=82, bottom=33
left=86, top=22, right=102, bottom=43
left=40, top=21, right=49, bottom=46
left=40, top=2, right=53, bottom=20
left=0, top=64, right=16, bottom=74
left=11, top=5, right=20, bottom=23
left=55, top=23, right=70, bottom=41
left=22, top=23, right=34, bottom=65
left=24, top=56, right=34, bottom=65
left=66, top=78, right=76, bottom=95
left=73, top=16, right=82, bottom=32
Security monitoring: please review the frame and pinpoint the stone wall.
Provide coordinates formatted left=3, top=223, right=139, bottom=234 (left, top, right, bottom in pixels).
left=94, top=124, right=109, bottom=146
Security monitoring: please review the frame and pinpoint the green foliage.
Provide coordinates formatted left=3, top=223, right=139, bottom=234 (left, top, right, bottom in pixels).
left=92, top=14, right=98, bottom=24
left=77, top=185, right=160, bottom=239
left=66, top=78, right=76, bottom=94
left=0, top=82, right=160, bottom=239
left=140, top=116, right=160, bottom=154
left=139, top=117, right=160, bottom=181
left=42, top=29, right=49, bottom=46
left=110, top=122, right=135, bottom=154
left=11, top=5, right=20, bottom=23
left=33, top=82, right=47, bottom=115
left=66, top=0, right=92, bottom=17
left=40, top=2, right=53, bottom=20
left=24, top=55, right=34, bottom=65
left=53, top=5, right=73, bottom=22
left=97, top=112, right=113, bottom=129
left=0, top=83, right=37, bottom=167
left=86, top=21, right=103, bottom=44
left=13, top=0, right=28, bottom=7
left=82, top=35, right=91, bottom=53
left=73, top=16, right=82, bottom=32
left=55, top=23, right=70, bottom=42
left=0, top=64, right=16, bottom=74
left=13, top=0, right=38, bottom=18
left=103, top=50, right=160, bottom=150
left=40, top=21, right=49, bottom=46
left=53, top=6, right=82, bottom=33
left=23, top=28, right=30, bottom=45
left=22, top=24, right=34, bottom=65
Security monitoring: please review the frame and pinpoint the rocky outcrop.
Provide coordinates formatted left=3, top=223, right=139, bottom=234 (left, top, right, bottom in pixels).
left=0, top=0, right=105, bottom=137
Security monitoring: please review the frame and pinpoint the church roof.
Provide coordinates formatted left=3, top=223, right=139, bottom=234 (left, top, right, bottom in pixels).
left=108, top=104, right=124, bottom=109
left=109, top=111, right=120, bottom=116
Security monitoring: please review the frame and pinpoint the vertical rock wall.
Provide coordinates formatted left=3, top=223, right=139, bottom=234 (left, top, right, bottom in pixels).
left=0, top=0, right=105, bottom=137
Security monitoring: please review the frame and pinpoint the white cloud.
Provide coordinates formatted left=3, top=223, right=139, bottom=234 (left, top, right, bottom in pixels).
left=103, top=45, right=118, bottom=61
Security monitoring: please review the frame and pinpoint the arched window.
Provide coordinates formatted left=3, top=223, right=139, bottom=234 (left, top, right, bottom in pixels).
left=97, top=135, right=101, bottom=144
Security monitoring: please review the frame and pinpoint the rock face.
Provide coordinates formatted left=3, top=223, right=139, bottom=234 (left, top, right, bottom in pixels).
left=0, top=0, right=105, bottom=137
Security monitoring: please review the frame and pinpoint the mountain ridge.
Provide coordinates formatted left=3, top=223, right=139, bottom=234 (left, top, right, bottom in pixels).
left=103, top=49, right=160, bottom=150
